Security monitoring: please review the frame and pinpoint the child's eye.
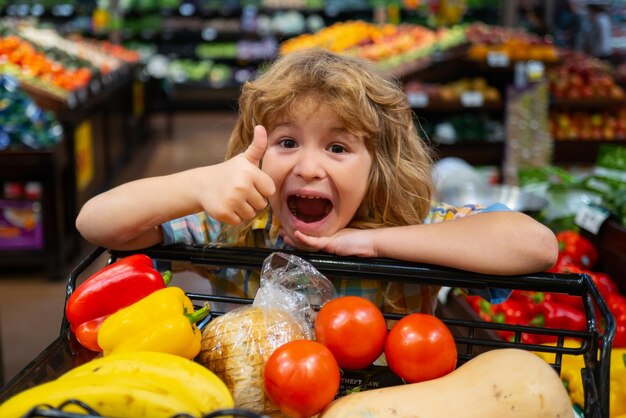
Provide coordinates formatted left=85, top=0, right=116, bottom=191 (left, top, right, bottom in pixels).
left=279, top=138, right=297, bottom=148
left=329, top=144, right=346, bottom=154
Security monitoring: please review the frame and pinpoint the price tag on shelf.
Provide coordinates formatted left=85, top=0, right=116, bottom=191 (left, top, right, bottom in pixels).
left=407, top=92, right=429, bottom=108
left=66, top=92, right=77, bottom=109
left=487, top=52, right=509, bottom=68
left=179, top=3, right=196, bottom=16
left=52, top=3, right=74, bottom=16
left=102, top=72, right=114, bottom=85
left=30, top=4, right=44, bottom=16
left=202, top=27, right=218, bottom=41
left=575, top=205, right=610, bottom=235
left=77, top=87, right=88, bottom=103
left=526, top=60, right=545, bottom=82
left=90, top=78, right=102, bottom=94
left=460, top=91, right=484, bottom=107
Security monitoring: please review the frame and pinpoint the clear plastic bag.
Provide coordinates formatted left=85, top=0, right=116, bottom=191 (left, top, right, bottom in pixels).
left=198, top=252, right=336, bottom=415
left=254, top=252, right=336, bottom=338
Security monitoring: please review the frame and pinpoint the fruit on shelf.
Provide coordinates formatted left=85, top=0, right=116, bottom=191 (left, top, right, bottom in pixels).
left=280, top=21, right=466, bottom=69
left=548, top=53, right=625, bottom=101
left=18, top=26, right=135, bottom=74
left=0, top=35, right=91, bottom=95
left=549, top=108, right=626, bottom=141
left=280, top=20, right=397, bottom=55
left=404, top=77, right=500, bottom=107
left=466, top=23, right=558, bottom=63
left=0, top=75, right=63, bottom=151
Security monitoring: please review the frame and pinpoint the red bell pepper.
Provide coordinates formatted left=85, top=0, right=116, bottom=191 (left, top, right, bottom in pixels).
left=588, top=271, right=619, bottom=299
left=606, top=293, right=626, bottom=348
left=507, top=290, right=546, bottom=316
left=540, top=291, right=584, bottom=312
left=556, top=230, right=598, bottom=270
left=65, top=254, right=171, bottom=351
left=536, top=300, right=587, bottom=332
left=547, top=252, right=576, bottom=273
left=465, top=295, right=497, bottom=322
left=492, top=298, right=537, bottom=325
left=74, top=316, right=108, bottom=352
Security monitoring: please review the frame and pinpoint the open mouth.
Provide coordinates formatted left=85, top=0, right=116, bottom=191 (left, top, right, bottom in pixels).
left=287, top=194, right=333, bottom=223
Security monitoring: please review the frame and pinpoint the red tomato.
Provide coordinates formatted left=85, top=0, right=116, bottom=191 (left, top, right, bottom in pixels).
left=264, top=340, right=340, bottom=418
left=384, top=313, right=457, bottom=383
left=315, top=296, right=387, bottom=369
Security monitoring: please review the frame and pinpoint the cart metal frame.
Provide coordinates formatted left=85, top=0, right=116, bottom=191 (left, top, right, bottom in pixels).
left=0, top=244, right=616, bottom=418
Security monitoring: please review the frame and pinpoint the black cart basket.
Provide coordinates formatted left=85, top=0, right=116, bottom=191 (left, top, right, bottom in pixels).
left=0, top=245, right=616, bottom=418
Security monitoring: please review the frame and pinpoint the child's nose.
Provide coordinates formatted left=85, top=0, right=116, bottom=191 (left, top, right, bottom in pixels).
left=293, top=150, right=325, bottom=180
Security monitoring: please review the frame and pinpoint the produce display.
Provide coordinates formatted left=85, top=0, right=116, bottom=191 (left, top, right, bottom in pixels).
left=404, top=77, right=501, bottom=108
left=520, top=148, right=626, bottom=232
left=0, top=34, right=92, bottom=96
left=550, top=107, right=626, bottom=141
left=0, top=75, right=63, bottom=151
left=548, top=52, right=624, bottom=102
left=420, top=112, right=504, bottom=144
left=0, top=23, right=139, bottom=107
left=465, top=22, right=559, bottom=63
left=279, top=20, right=467, bottom=70
left=17, top=26, right=137, bottom=75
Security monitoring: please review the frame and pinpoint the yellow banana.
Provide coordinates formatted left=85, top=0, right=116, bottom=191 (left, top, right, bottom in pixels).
left=0, top=373, right=201, bottom=418
left=59, top=351, right=234, bottom=413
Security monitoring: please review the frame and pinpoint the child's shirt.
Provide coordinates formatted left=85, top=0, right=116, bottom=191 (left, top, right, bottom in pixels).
left=161, top=202, right=510, bottom=314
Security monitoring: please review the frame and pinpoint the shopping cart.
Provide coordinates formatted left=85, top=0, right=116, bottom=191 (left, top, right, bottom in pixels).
left=0, top=244, right=616, bottom=418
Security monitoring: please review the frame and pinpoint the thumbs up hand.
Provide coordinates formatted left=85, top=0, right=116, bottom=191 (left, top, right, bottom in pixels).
left=200, top=125, right=276, bottom=225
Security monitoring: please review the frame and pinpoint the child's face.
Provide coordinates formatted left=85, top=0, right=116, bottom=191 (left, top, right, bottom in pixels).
left=262, top=99, right=372, bottom=246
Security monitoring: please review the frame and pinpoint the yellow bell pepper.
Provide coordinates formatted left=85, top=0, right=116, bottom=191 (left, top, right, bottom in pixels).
left=534, top=341, right=626, bottom=418
left=97, top=286, right=209, bottom=360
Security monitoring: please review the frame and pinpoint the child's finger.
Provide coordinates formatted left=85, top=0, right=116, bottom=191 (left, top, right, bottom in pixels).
left=247, top=191, right=269, bottom=212
left=243, top=125, right=268, bottom=167
left=255, top=173, right=276, bottom=198
left=214, top=211, right=242, bottom=226
left=236, top=202, right=259, bottom=221
left=293, top=230, right=327, bottom=251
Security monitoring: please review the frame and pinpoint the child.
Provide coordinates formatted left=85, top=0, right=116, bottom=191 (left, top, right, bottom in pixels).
left=76, top=48, right=558, bottom=313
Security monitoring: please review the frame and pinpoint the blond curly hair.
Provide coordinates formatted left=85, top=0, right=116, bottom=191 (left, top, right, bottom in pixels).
left=223, top=48, right=434, bottom=244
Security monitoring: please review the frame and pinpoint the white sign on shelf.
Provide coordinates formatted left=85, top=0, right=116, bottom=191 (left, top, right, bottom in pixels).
left=460, top=91, right=484, bottom=107
left=407, top=92, right=429, bottom=108
left=67, top=92, right=77, bottom=109
left=487, top=51, right=509, bottom=68
left=575, top=205, right=610, bottom=235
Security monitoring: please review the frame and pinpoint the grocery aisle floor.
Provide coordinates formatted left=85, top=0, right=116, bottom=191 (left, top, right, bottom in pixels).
left=0, top=111, right=238, bottom=386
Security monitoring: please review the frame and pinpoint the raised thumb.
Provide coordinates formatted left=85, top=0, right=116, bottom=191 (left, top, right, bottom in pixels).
left=243, top=125, right=268, bottom=166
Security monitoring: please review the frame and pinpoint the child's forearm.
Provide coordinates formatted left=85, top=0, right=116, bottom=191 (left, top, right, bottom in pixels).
left=76, top=167, right=209, bottom=249
left=374, top=211, right=558, bottom=275
left=76, top=143, right=275, bottom=250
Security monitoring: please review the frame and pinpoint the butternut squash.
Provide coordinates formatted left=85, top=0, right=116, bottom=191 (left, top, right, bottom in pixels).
left=320, top=348, right=573, bottom=418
